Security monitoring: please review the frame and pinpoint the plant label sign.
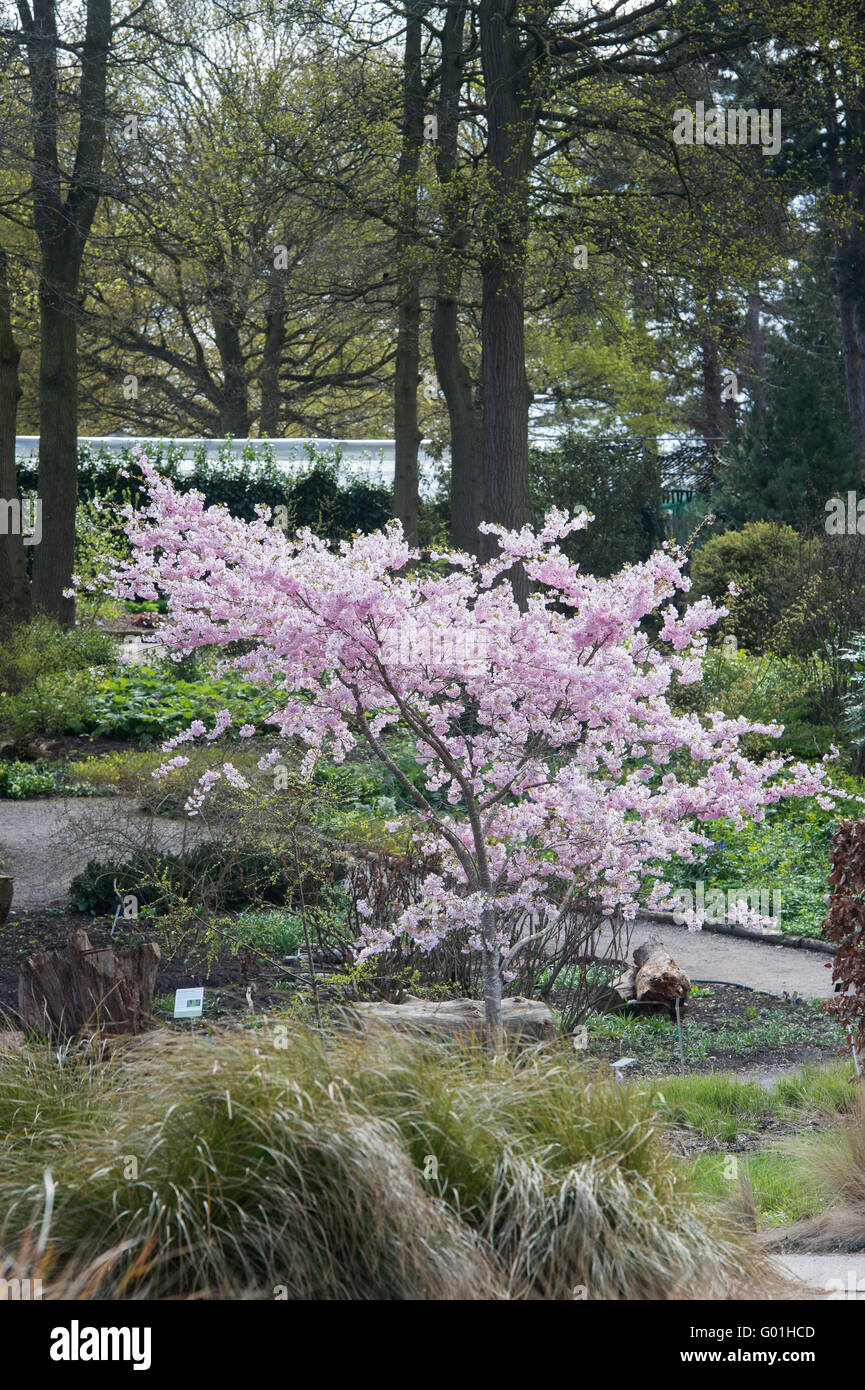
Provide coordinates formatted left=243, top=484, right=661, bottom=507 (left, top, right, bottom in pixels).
left=174, top=987, right=204, bottom=1019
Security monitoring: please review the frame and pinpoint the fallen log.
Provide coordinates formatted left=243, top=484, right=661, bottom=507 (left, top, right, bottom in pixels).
left=346, top=994, right=556, bottom=1043
left=18, top=929, right=161, bottom=1040
left=633, top=935, right=691, bottom=1003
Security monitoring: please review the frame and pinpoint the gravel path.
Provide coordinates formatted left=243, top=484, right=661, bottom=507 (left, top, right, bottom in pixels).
left=611, top=915, right=836, bottom=1001
left=0, top=796, right=205, bottom=908
left=775, top=1255, right=865, bottom=1298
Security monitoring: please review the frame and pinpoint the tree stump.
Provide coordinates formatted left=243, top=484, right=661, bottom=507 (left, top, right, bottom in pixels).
left=18, top=930, right=161, bottom=1040
left=0, top=875, right=12, bottom=926
left=632, top=935, right=691, bottom=1003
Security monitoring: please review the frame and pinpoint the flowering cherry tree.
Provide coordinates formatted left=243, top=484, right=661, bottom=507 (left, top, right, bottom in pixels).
left=108, top=455, right=840, bottom=1041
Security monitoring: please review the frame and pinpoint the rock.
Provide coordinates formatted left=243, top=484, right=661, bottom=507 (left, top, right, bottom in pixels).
left=632, top=935, right=691, bottom=1003
left=346, top=994, right=557, bottom=1043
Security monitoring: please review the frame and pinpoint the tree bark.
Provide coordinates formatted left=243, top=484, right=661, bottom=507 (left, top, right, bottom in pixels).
left=18, top=929, right=161, bottom=1039
left=432, top=0, right=482, bottom=554
left=478, top=0, right=536, bottom=595
left=212, top=286, right=252, bottom=437
left=0, top=246, right=29, bottom=623
left=21, top=0, right=112, bottom=622
left=31, top=272, right=79, bottom=621
left=259, top=272, right=286, bottom=437
left=837, top=238, right=865, bottom=468
left=632, top=935, right=691, bottom=1003
left=392, top=0, right=426, bottom=547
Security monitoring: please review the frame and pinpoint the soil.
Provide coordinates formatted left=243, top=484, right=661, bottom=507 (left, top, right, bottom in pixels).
left=0, top=906, right=851, bottom=1076
left=0, top=906, right=323, bottom=1030
left=581, top=982, right=848, bottom=1076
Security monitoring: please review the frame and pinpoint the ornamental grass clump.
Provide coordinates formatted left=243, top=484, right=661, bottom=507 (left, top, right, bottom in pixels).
left=0, top=1027, right=785, bottom=1299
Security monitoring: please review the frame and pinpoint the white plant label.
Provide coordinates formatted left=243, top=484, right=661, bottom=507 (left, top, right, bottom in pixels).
left=174, top=987, right=204, bottom=1019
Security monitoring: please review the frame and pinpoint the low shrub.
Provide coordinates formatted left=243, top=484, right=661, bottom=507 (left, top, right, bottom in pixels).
left=68, top=841, right=334, bottom=916
left=0, top=760, right=59, bottom=798
left=80, top=666, right=277, bottom=742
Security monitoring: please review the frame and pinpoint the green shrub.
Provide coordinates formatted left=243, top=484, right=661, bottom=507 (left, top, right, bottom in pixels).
left=79, top=665, right=277, bottom=742
left=672, top=647, right=835, bottom=758
left=652, top=782, right=865, bottom=938
left=0, top=760, right=59, bottom=798
left=529, top=433, right=665, bottom=576
left=0, top=617, right=117, bottom=746
left=688, top=521, right=808, bottom=654
left=18, top=441, right=392, bottom=541
left=68, top=842, right=316, bottom=915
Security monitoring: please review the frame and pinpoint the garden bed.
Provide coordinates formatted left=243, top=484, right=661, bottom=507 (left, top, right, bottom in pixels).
left=0, top=909, right=851, bottom=1079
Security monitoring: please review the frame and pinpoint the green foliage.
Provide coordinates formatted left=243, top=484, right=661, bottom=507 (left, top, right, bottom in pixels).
left=232, top=907, right=309, bottom=956
left=841, top=634, right=865, bottom=760
left=712, top=247, right=859, bottom=530
left=529, top=433, right=665, bottom=576
left=81, top=664, right=276, bottom=742
left=68, top=843, right=299, bottom=915
left=673, top=646, right=836, bottom=758
left=657, top=782, right=865, bottom=938
left=689, top=1150, right=825, bottom=1227
left=0, top=617, right=117, bottom=746
left=688, top=521, right=807, bottom=654
left=0, top=760, right=58, bottom=798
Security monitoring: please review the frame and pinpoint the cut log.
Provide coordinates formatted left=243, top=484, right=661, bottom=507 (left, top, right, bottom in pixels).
left=595, top=966, right=638, bottom=1014
left=632, top=935, right=691, bottom=1003
left=18, top=929, right=161, bottom=1040
left=0, top=875, right=12, bottom=926
left=346, top=994, right=556, bottom=1043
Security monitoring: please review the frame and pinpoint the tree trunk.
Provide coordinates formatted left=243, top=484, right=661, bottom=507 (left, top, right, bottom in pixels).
left=432, top=0, right=482, bottom=554
left=434, top=293, right=482, bottom=552
left=21, top=0, right=112, bottom=621
left=632, top=935, right=691, bottom=1003
left=30, top=273, right=78, bottom=623
left=837, top=239, right=865, bottom=468
left=478, top=0, right=536, bottom=595
left=0, top=246, right=29, bottom=623
left=392, top=0, right=426, bottom=547
left=259, top=273, right=286, bottom=437
left=213, top=300, right=252, bottom=438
